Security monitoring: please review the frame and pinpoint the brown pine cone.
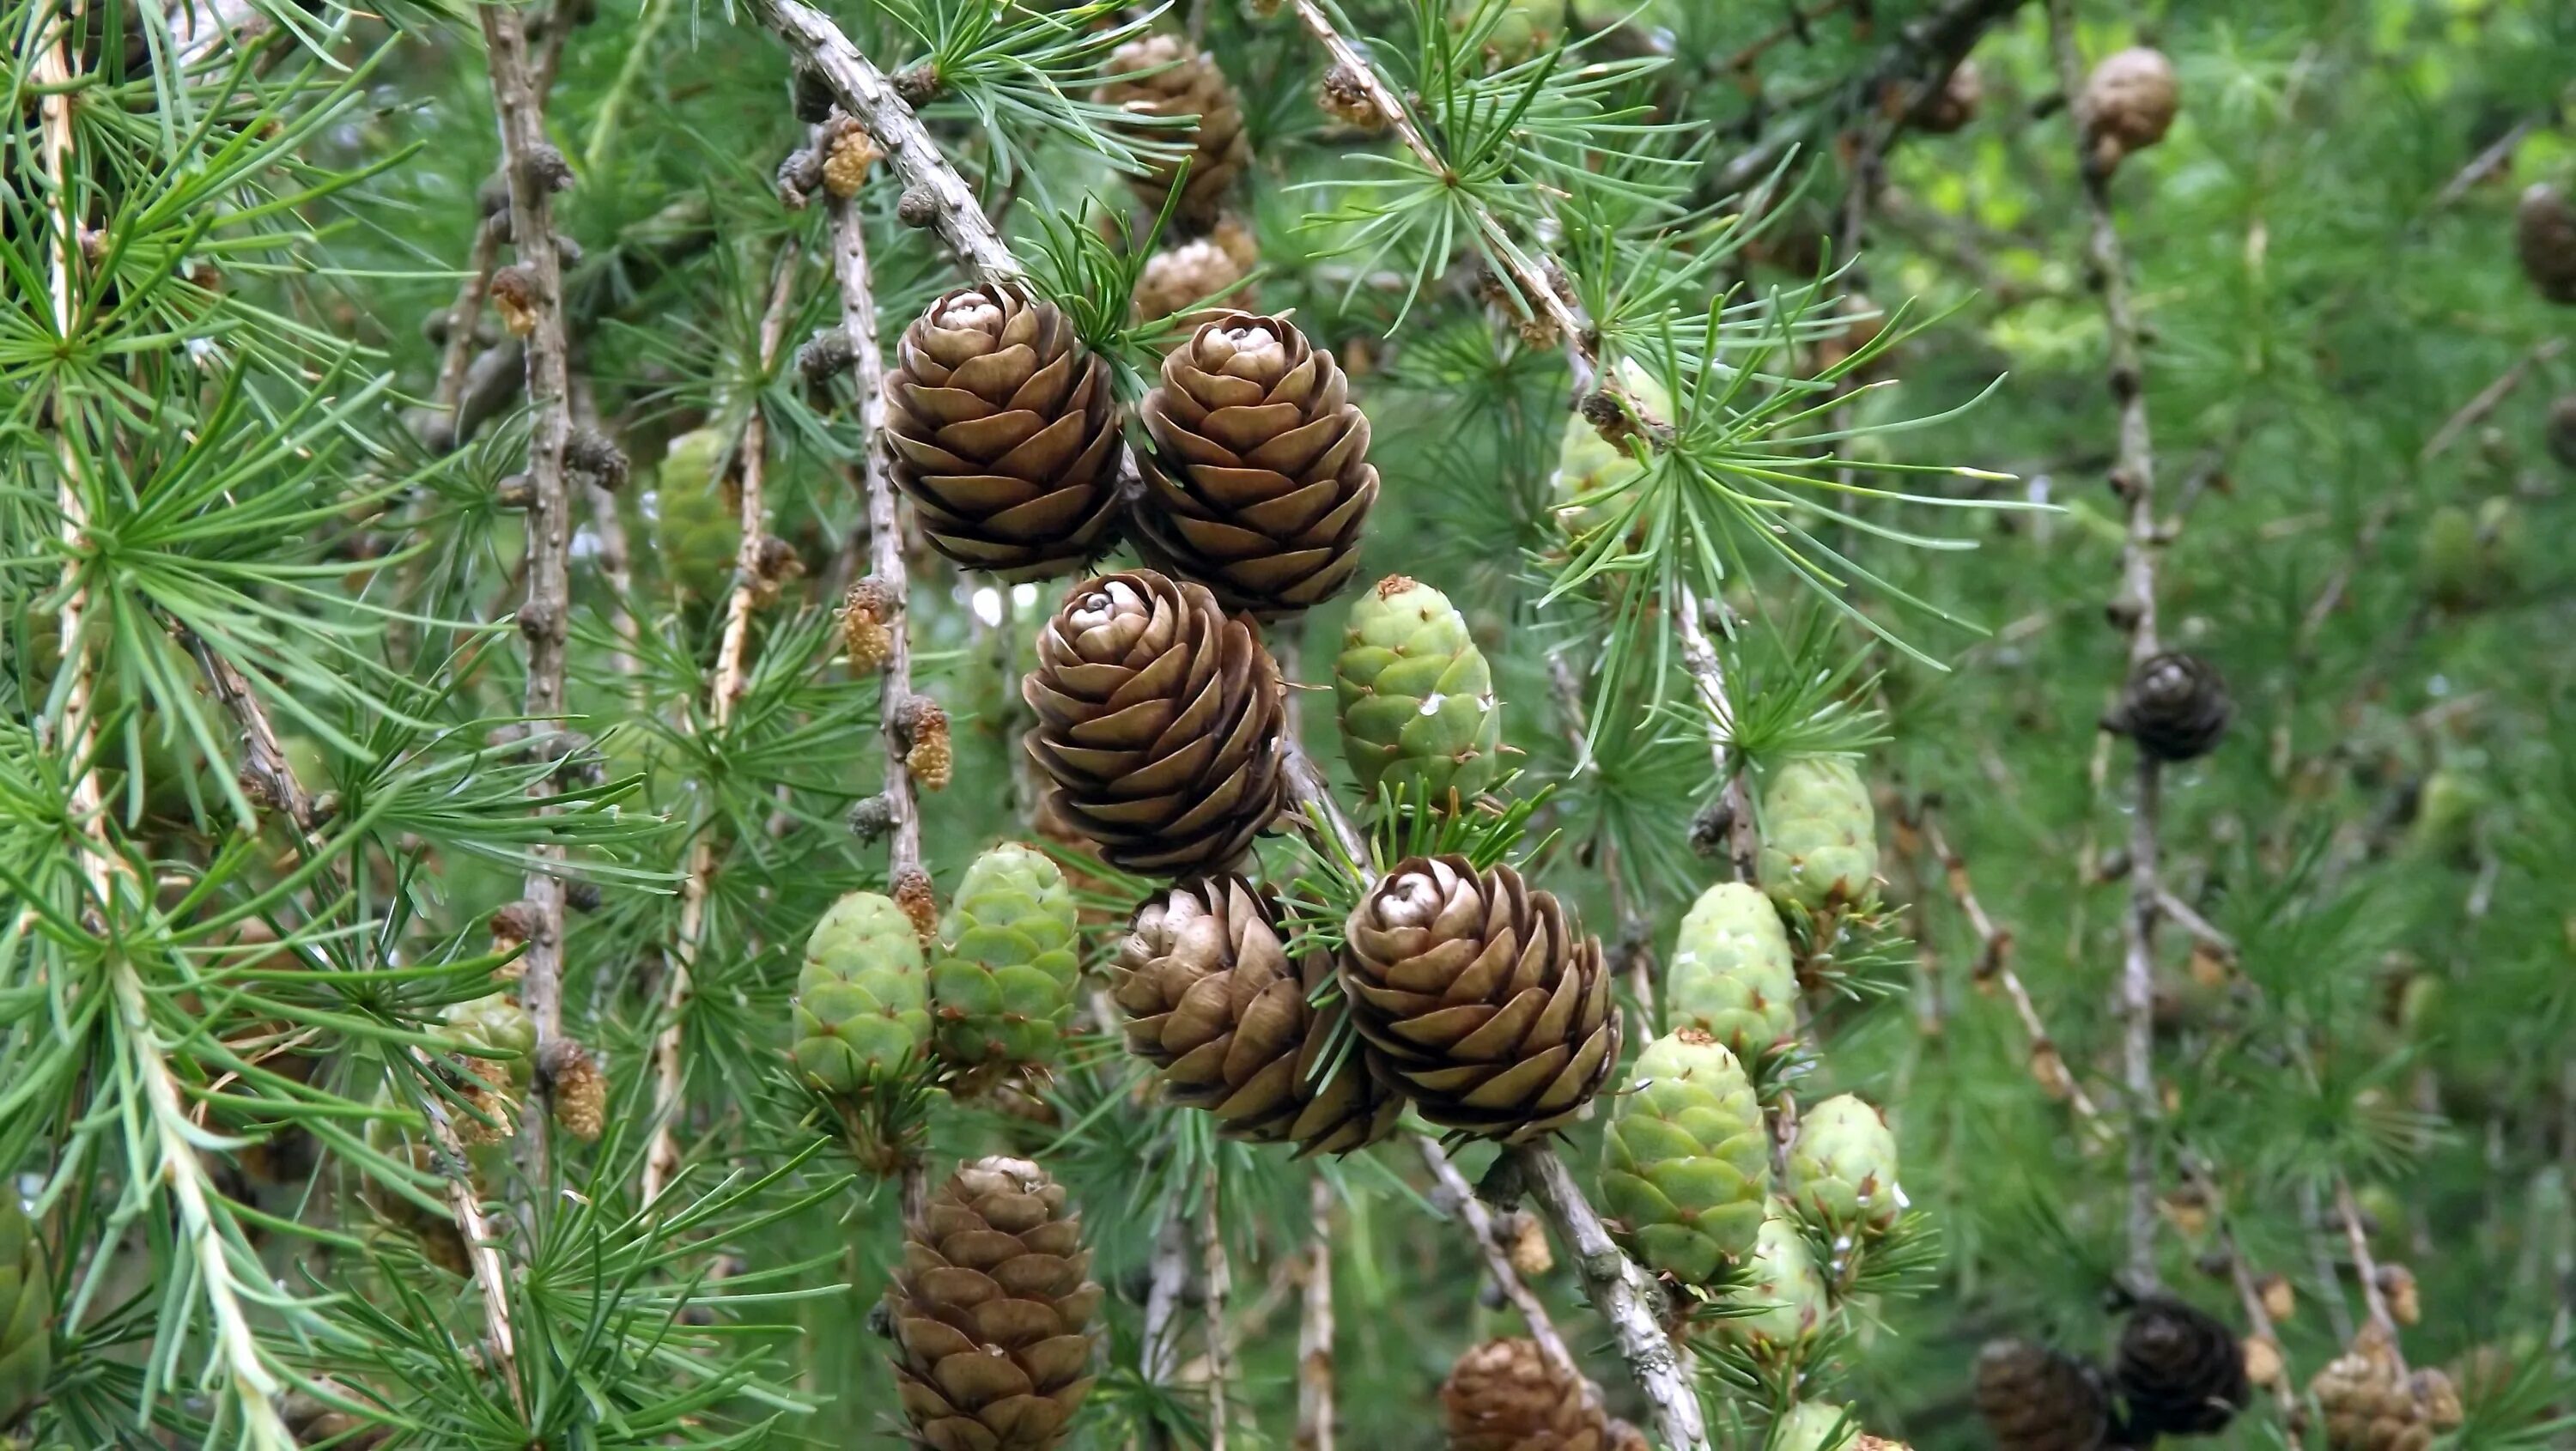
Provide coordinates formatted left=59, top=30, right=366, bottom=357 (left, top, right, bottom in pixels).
left=1100, top=35, right=1251, bottom=231
left=1442, top=1338, right=1623, bottom=1451
left=2517, top=183, right=2576, bottom=305
left=1021, top=570, right=1286, bottom=875
left=2081, top=46, right=2179, bottom=173
left=2115, top=1295, right=2251, bottom=1437
left=887, top=1157, right=1101, bottom=1451
left=884, top=287, right=1122, bottom=580
left=1973, top=1340, right=2115, bottom=1451
left=1132, top=312, right=1379, bottom=618
left=2105, top=652, right=2232, bottom=762
left=1133, top=234, right=1255, bottom=323
left=1341, top=855, right=1618, bottom=1142
left=1111, top=877, right=1403, bottom=1154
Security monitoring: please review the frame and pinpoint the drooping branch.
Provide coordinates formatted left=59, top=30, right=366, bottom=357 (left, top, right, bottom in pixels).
left=1508, top=1145, right=1712, bottom=1451
left=2044, top=0, right=2167, bottom=1293
left=643, top=246, right=804, bottom=1205
left=479, top=0, right=578, bottom=1187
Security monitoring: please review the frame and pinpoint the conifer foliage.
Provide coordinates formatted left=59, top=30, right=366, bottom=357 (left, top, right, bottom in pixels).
left=3, top=0, right=2572, bottom=1447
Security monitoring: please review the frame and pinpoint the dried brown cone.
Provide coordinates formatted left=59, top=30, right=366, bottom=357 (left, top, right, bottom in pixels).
left=1340, top=855, right=1619, bottom=1143
left=887, top=1157, right=1103, bottom=1451
left=540, top=1037, right=605, bottom=1142
left=1319, top=63, right=1387, bottom=131
left=1441, top=1337, right=1624, bottom=1451
left=2515, top=183, right=2576, bottom=304
left=1973, top=1339, right=2116, bottom=1451
left=2312, top=1324, right=2456, bottom=1451
left=1099, top=35, right=1251, bottom=231
left=843, top=577, right=896, bottom=675
left=2105, top=651, right=2233, bottom=762
left=884, top=287, right=1123, bottom=580
left=1110, top=878, right=1403, bottom=1156
left=821, top=116, right=881, bottom=199
left=904, top=695, right=955, bottom=791
left=2080, top=46, right=2179, bottom=173
left=1133, top=233, right=1255, bottom=324
left=1132, top=312, right=1379, bottom=618
left=2114, top=1295, right=2251, bottom=1437
left=454, top=1059, right=518, bottom=1146
left=1022, top=569, right=1286, bottom=876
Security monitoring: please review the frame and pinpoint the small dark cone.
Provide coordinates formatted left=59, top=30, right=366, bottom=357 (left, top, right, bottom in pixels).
left=2517, top=183, right=2576, bottom=305
left=1974, top=1339, right=2116, bottom=1451
left=2105, top=652, right=2232, bottom=762
left=2115, top=1296, right=2251, bottom=1437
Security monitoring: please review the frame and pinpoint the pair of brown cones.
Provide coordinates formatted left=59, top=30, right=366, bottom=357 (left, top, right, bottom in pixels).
left=883, top=294, right=1377, bottom=611
left=1975, top=1296, right=2250, bottom=1451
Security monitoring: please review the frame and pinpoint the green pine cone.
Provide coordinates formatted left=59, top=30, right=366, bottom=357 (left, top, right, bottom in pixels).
left=441, top=993, right=536, bottom=1089
left=1454, top=0, right=1563, bottom=63
left=1601, top=1029, right=1770, bottom=1285
left=1757, top=757, right=1879, bottom=914
left=930, top=844, right=1081, bottom=1070
left=1668, top=881, right=1799, bottom=1059
left=1786, top=1092, right=1901, bottom=1233
left=1550, top=361, right=1670, bottom=537
left=1711, top=1199, right=1830, bottom=1358
left=0, top=1194, right=51, bottom=1430
left=791, top=890, right=932, bottom=1093
left=1334, top=575, right=1502, bottom=809
left=1772, top=1401, right=1855, bottom=1451
left=652, top=427, right=741, bottom=601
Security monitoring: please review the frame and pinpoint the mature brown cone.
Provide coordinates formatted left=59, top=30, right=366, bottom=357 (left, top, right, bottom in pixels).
left=2312, top=1325, right=2464, bottom=1451
left=1132, top=312, right=1379, bottom=618
left=2115, top=1295, right=2251, bottom=1437
left=2105, top=652, right=2232, bottom=762
left=2081, top=46, right=2179, bottom=173
left=884, top=287, right=1122, bottom=580
left=1341, top=855, right=1618, bottom=1142
left=1441, top=1337, right=1628, bottom=1451
left=1973, top=1340, right=2117, bottom=1451
left=1100, top=35, right=1251, bottom=230
left=1133, top=221, right=1258, bottom=323
left=2517, top=183, right=2576, bottom=305
left=1111, top=878, right=1404, bottom=1154
left=887, top=1157, right=1103, bottom=1451
left=1022, top=570, right=1286, bottom=875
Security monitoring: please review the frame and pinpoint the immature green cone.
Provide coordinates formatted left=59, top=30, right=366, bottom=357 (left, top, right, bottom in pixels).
left=930, top=845, right=1082, bottom=1072
left=1772, top=1401, right=1856, bottom=1451
left=0, top=1195, right=52, bottom=1429
left=887, top=1157, right=1101, bottom=1451
left=1451, top=0, right=1561, bottom=64
left=1667, top=881, right=1798, bottom=1059
left=1785, top=1093, right=1900, bottom=1233
left=1550, top=362, right=1669, bottom=537
left=651, top=427, right=740, bottom=600
left=791, top=890, right=932, bottom=1093
left=1709, top=1200, right=1828, bottom=1358
left=1334, top=576, right=1502, bottom=808
left=1757, top=757, right=1878, bottom=914
left=441, top=993, right=536, bottom=1089
left=1600, top=1029, right=1768, bottom=1285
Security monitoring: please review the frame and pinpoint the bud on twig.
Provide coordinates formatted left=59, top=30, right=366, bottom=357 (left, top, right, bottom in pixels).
left=899, top=695, right=952, bottom=792
left=892, top=867, right=937, bottom=944
left=897, top=187, right=939, bottom=228
left=846, top=792, right=897, bottom=842
left=820, top=117, right=881, bottom=199
left=2105, top=652, right=2233, bottom=762
left=565, top=425, right=629, bottom=490
left=539, top=1038, right=605, bottom=1142
left=489, top=264, right=538, bottom=337
left=841, top=577, right=896, bottom=676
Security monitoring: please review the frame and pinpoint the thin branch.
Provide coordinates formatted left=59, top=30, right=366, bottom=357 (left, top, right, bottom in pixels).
left=1415, top=1136, right=1583, bottom=1390
left=2335, top=1174, right=2407, bottom=1370
left=434, top=214, right=506, bottom=428
left=1509, top=1144, right=1712, bottom=1451
left=569, top=373, right=641, bottom=683
left=1295, top=1177, right=1336, bottom=1451
left=829, top=163, right=923, bottom=883
left=643, top=246, right=804, bottom=1205
left=2046, top=0, right=2166, bottom=1293
left=1143, top=1205, right=1192, bottom=1450
left=411, top=1059, right=529, bottom=1419
left=2179, top=1154, right=2300, bottom=1424
left=746, top=0, right=1019, bottom=282
left=480, top=0, right=578, bottom=1188
left=1282, top=0, right=1595, bottom=373
left=1200, top=1170, right=1235, bottom=1451
left=2418, top=337, right=2567, bottom=464
left=1713, top=0, right=2031, bottom=197
left=2430, top=114, right=2538, bottom=212
left=1674, top=586, right=1759, bottom=884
